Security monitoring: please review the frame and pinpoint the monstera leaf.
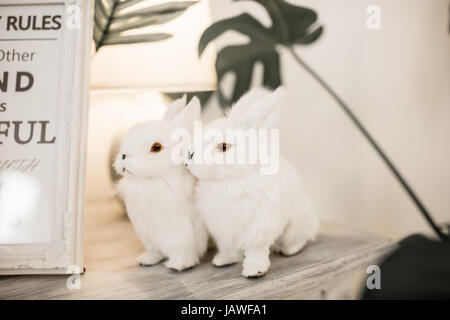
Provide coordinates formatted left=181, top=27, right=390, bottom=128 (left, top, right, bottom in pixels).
left=94, top=0, right=197, bottom=52
left=198, top=0, right=323, bottom=108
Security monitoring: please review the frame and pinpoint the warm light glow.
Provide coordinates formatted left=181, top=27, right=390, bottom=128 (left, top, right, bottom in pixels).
left=0, top=170, right=41, bottom=243
left=90, top=0, right=217, bottom=91
left=85, top=91, right=170, bottom=202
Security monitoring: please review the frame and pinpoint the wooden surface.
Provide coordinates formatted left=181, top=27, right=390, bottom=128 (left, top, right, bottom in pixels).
left=0, top=201, right=394, bottom=299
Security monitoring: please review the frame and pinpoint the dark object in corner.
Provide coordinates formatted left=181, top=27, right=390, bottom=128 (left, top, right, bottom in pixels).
left=362, top=234, right=450, bottom=299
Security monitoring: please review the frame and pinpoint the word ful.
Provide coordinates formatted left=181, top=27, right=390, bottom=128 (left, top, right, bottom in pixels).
left=0, top=71, right=34, bottom=92
left=0, top=121, right=56, bottom=145
left=0, top=15, right=62, bottom=31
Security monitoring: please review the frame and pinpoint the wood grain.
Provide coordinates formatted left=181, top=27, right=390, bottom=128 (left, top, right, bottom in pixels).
left=0, top=201, right=394, bottom=299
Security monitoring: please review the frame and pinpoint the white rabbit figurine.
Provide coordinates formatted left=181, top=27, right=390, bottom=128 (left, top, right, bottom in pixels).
left=187, top=87, right=319, bottom=278
left=114, top=96, right=208, bottom=271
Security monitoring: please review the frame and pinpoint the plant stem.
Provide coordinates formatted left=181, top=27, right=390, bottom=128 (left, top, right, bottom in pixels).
left=287, top=46, right=448, bottom=241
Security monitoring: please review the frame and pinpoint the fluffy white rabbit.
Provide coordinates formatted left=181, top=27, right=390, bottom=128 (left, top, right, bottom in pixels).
left=187, top=88, right=319, bottom=278
left=114, top=96, right=208, bottom=271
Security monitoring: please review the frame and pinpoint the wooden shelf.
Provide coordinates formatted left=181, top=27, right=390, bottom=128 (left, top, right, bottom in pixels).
left=0, top=201, right=394, bottom=299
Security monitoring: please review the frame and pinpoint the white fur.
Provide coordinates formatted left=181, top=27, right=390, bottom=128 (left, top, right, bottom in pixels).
left=114, top=97, right=208, bottom=271
left=188, top=88, right=319, bottom=277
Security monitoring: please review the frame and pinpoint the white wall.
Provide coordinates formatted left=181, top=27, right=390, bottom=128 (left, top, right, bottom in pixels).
left=204, top=0, right=450, bottom=239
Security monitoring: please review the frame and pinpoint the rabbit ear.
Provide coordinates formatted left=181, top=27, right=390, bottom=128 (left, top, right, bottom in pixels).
left=163, top=94, right=187, bottom=121
left=183, top=96, right=201, bottom=122
left=227, top=87, right=273, bottom=123
left=235, top=87, right=285, bottom=129
left=171, top=96, right=201, bottom=130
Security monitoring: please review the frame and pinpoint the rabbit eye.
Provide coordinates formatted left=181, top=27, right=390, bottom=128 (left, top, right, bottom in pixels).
left=217, top=142, right=232, bottom=152
left=150, top=142, right=162, bottom=153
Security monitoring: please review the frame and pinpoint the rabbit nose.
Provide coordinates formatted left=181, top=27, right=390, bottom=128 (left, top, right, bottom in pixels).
left=188, top=151, right=194, bottom=160
left=122, top=154, right=127, bottom=160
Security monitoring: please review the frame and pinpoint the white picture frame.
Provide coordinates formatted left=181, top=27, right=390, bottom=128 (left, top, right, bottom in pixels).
left=0, top=0, right=93, bottom=274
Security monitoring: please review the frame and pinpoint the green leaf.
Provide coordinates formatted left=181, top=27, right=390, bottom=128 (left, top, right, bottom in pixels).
left=109, top=11, right=183, bottom=33
left=94, top=0, right=197, bottom=52
left=237, top=0, right=323, bottom=44
left=198, top=13, right=276, bottom=56
left=199, top=0, right=322, bottom=108
left=216, top=43, right=281, bottom=106
left=114, top=1, right=197, bottom=19
left=115, top=0, right=143, bottom=12
left=103, top=33, right=172, bottom=46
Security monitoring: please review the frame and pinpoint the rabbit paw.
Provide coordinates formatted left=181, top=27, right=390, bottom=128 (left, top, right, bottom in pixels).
left=242, top=249, right=270, bottom=278
left=165, top=256, right=198, bottom=272
left=138, top=251, right=165, bottom=266
left=242, top=263, right=269, bottom=278
left=212, top=251, right=242, bottom=267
